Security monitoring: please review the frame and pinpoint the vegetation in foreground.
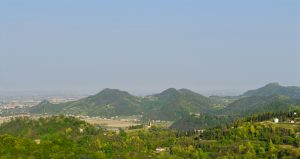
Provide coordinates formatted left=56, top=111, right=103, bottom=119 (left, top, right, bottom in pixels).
left=0, top=112, right=300, bottom=158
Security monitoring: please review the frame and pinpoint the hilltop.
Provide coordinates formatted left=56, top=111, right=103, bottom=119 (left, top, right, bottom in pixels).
left=30, top=89, right=143, bottom=117
left=243, top=83, right=300, bottom=99
left=218, top=83, right=300, bottom=117
left=142, top=88, right=217, bottom=120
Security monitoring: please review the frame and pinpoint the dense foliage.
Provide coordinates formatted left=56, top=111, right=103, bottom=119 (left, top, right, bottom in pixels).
left=0, top=114, right=300, bottom=158
left=170, top=114, right=234, bottom=131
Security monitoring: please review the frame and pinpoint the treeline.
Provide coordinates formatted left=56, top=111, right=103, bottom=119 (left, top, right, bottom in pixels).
left=0, top=115, right=97, bottom=138
left=170, top=113, right=234, bottom=131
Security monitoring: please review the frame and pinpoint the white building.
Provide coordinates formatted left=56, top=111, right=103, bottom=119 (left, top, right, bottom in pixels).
left=274, top=118, right=279, bottom=123
left=34, top=139, right=41, bottom=145
left=79, top=128, right=84, bottom=133
left=156, top=147, right=168, bottom=153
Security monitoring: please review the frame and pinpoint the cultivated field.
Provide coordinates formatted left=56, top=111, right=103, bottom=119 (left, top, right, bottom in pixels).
left=0, top=115, right=140, bottom=129
left=83, top=118, right=140, bottom=128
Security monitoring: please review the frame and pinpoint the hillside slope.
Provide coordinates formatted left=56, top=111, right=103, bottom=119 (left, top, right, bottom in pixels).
left=223, top=95, right=300, bottom=117
left=142, top=88, right=217, bottom=120
left=243, top=83, right=300, bottom=99
left=30, top=89, right=143, bottom=117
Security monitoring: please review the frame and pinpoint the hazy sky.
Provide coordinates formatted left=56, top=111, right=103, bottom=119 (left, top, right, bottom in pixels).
left=0, top=1, right=299, bottom=95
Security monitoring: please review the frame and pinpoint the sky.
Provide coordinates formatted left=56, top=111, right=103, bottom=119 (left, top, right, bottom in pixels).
left=0, top=0, right=300, bottom=95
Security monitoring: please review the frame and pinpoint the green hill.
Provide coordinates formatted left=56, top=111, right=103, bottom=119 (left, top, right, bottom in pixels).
left=170, top=83, right=300, bottom=131
left=142, top=88, right=217, bottom=120
left=223, top=95, right=300, bottom=117
left=0, top=116, right=101, bottom=158
left=198, top=111, right=300, bottom=158
left=28, top=84, right=300, bottom=121
left=30, top=89, right=143, bottom=117
left=30, top=88, right=217, bottom=121
left=0, top=115, right=96, bottom=138
left=62, top=88, right=143, bottom=116
left=214, top=83, right=300, bottom=117
left=243, top=83, right=300, bottom=99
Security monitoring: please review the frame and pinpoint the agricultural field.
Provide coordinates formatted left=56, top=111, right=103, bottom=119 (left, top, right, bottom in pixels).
left=83, top=118, right=140, bottom=128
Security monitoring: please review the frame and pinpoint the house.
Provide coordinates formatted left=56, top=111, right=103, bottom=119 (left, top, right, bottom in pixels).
left=274, top=118, right=279, bottom=123
left=34, top=139, right=41, bottom=145
left=194, top=129, right=204, bottom=134
left=155, top=147, right=168, bottom=153
left=79, top=128, right=84, bottom=133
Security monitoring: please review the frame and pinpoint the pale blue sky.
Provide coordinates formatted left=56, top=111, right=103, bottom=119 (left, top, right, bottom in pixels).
left=0, top=1, right=299, bottom=95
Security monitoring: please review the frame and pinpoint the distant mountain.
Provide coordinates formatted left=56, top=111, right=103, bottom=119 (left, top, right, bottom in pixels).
left=223, top=95, right=300, bottom=117
left=243, top=83, right=300, bottom=99
left=30, top=88, right=217, bottom=120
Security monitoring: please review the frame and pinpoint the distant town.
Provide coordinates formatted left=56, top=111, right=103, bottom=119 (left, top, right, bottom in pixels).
left=0, top=94, right=86, bottom=110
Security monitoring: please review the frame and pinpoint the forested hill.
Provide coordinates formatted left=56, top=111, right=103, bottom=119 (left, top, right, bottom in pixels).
left=223, top=95, right=300, bottom=117
left=29, top=88, right=217, bottom=120
left=30, top=88, right=144, bottom=117
left=61, top=88, right=143, bottom=116
left=219, top=83, right=300, bottom=117
left=28, top=83, right=300, bottom=121
left=243, top=83, right=300, bottom=99
left=0, top=115, right=96, bottom=138
left=142, top=88, right=217, bottom=120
